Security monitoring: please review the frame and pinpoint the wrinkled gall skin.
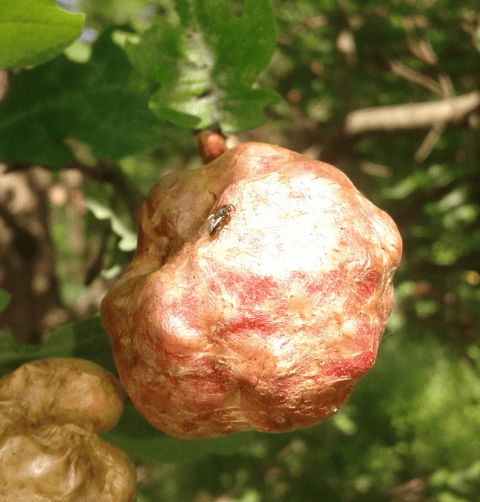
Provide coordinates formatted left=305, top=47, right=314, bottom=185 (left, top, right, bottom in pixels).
left=101, top=142, right=402, bottom=439
left=0, top=358, right=136, bottom=502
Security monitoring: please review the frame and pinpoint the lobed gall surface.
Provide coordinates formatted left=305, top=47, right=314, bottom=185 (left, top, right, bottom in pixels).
left=101, top=142, right=402, bottom=439
left=0, top=358, right=136, bottom=502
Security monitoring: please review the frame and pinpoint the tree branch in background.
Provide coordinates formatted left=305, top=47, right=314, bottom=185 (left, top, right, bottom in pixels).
left=0, top=69, right=10, bottom=102
left=345, top=91, right=480, bottom=134
left=0, top=199, right=38, bottom=262
left=389, top=60, right=442, bottom=96
left=6, top=160, right=144, bottom=227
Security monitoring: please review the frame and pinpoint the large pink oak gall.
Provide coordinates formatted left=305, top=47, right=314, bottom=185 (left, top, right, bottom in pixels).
left=101, top=142, right=402, bottom=439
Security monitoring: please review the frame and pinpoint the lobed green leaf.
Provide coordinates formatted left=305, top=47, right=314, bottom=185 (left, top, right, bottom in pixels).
left=102, top=401, right=259, bottom=463
left=124, top=0, right=280, bottom=133
left=0, top=28, right=165, bottom=166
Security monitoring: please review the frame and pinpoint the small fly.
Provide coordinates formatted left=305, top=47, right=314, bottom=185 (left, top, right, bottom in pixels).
left=205, top=204, right=235, bottom=235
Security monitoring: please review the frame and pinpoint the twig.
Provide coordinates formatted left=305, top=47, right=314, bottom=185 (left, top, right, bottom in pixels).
left=389, top=60, right=441, bottom=96
left=414, top=122, right=445, bottom=162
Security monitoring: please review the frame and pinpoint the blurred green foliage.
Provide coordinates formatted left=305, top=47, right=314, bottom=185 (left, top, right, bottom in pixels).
left=1, top=0, right=480, bottom=501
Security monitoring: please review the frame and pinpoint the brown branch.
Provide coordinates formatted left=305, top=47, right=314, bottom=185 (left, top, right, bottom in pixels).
left=0, top=69, right=11, bottom=102
left=0, top=200, right=38, bottom=261
left=389, top=60, right=442, bottom=96
left=345, top=91, right=480, bottom=134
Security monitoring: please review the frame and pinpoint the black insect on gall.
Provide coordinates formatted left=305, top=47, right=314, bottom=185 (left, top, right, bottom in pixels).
left=207, top=204, right=235, bottom=235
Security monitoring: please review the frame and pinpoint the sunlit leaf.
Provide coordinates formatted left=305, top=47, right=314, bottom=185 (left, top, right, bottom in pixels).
left=83, top=197, right=137, bottom=252
left=0, top=0, right=84, bottom=68
left=124, top=0, right=280, bottom=133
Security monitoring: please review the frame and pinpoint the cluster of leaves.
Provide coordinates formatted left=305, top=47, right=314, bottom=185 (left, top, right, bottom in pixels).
left=0, top=0, right=279, bottom=166
left=1, top=1, right=480, bottom=502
